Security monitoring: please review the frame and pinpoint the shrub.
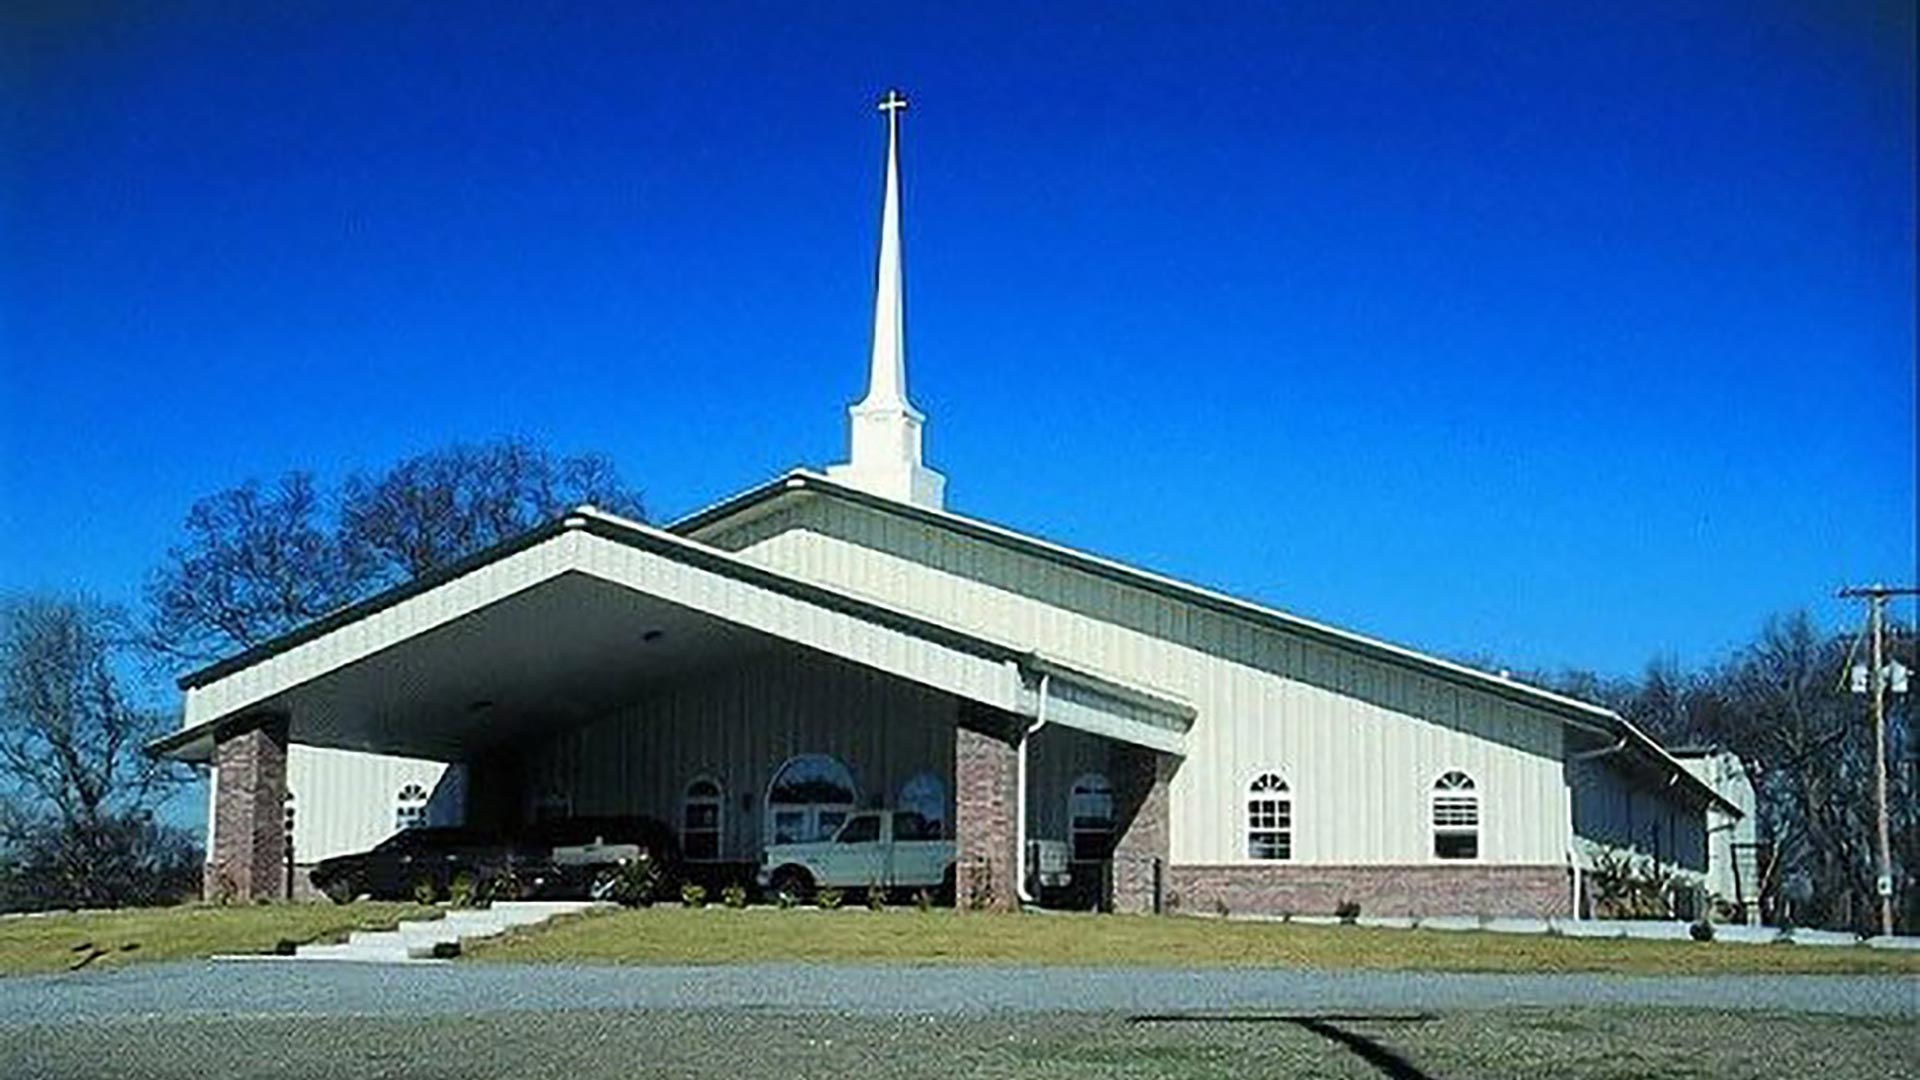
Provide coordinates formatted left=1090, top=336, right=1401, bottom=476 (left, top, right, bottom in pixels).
left=480, top=864, right=523, bottom=905
left=1335, top=899, right=1361, bottom=924
left=680, top=882, right=708, bottom=908
left=412, top=878, right=438, bottom=906
left=1589, top=846, right=1675, bottom=919
left=609, top=854, right=663, bottom=908
left=775, top=888, right=796, bottom=910
left=816, top=886, right=844, bottom=910
left=866, top=880, right=888, bottom=911
left=914, top=888, right=935, bottom=913
left=1689, top=919, right=1715, bottom=942
left=722, top=881, right=749, bottom=909
left=1212, top=897, right=1231, bottom=918
left=447, top=872, right=477, bottom=909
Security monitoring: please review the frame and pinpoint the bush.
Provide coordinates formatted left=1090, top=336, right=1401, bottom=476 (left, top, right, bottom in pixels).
left=447, top=873, right=477, bottom=909
left=1589, top=846, right=1676, bottom=919
left=816, top=886, right=844, bottom=910
left=412, top=878, right=438, bottom=906
left=1212, top=897, right=1231, bottom=918
left=1689, top=919, right=1715, bottom=942
left=774, top=888, right=796, bottom=910
left=722, top=882, right=749, bottom=909
left=480, top=864, right=523, bottom=905
left=914, top=888, right=935, bottom=913
left=680, top=882, right=708, bottom=908
left=866, top=880, right=888, bottom=911
left=1335, top=899, right=1361, bottom=924
left=608, top=853, right=663, bottom=908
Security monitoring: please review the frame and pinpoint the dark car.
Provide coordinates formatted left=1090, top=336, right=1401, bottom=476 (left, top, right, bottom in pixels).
left=309, top=826, right=522, bottom=904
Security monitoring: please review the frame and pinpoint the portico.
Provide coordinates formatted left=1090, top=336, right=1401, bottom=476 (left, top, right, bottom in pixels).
left=154, top=508, right=1190, bottom=907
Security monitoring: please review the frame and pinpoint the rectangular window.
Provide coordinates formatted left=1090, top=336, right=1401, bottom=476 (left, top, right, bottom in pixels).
left=1434, top=832, right=1478, bottom=860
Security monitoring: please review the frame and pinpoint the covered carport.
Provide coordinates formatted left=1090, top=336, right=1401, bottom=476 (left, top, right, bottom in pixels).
left=151, top=507, right=1191, bottom=910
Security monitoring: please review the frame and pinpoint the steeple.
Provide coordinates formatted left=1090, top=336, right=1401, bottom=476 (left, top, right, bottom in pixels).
left=828, top=89, right=947, bottom=510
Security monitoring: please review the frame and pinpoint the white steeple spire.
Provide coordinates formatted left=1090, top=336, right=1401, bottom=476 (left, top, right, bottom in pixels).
left=829, top=89, right=947, bottom=510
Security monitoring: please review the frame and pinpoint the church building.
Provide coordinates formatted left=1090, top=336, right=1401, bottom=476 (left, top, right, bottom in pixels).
left=155, top=94, right=1733, bottom=920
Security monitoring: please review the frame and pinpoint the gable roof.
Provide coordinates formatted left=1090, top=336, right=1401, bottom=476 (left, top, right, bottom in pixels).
left=673, top=469, right=1739, bottom=816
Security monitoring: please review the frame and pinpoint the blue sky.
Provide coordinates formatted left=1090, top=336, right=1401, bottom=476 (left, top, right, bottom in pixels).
left=3, top=1, right=1915, bottom=696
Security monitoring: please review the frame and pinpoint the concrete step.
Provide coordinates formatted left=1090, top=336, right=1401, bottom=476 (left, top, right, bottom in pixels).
left=270, top=901, right=606, bottom=965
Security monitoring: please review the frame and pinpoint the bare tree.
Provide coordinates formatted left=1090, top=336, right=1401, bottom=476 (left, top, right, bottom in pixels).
left=142, top=472, right=368, bottom=666
left=141, top=439, right=645, bottom=667
left=339, top=437, right=644, bottom=583
left=0, top=596, right=197, bottom=910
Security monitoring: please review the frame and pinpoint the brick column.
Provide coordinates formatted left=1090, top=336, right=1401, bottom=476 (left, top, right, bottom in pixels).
left=954, top=708, right=1018, bottom=911
left=205, top=715, right=289, bottom=902
left=1109, top=744, right=1170, bottom=914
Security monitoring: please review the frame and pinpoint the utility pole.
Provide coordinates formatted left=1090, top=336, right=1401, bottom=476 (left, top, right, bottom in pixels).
left=1839, top=583, right=1917, bottom=938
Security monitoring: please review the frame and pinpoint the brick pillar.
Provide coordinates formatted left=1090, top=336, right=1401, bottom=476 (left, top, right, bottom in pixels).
left=205, top=715, right=289, bottom=902
left=954, top=708, right=1018, bottom=911
left=1109, top=744, right=1170, bottom=914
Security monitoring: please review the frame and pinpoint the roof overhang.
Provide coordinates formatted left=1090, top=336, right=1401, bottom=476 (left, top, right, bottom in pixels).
left=151, top=509, right=1190, bottom=764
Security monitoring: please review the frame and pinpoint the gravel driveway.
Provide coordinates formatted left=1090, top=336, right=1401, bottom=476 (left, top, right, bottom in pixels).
left=1, top=961, right=1913, bottom=1023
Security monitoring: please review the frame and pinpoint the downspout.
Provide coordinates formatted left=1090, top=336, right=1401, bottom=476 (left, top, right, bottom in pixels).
left=1015, top=673, right=1051, bottom=905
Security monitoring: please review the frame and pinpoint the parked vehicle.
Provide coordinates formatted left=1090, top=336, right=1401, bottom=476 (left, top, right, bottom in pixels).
left=309, top=827, right=520, bottom=904
left=310, top=816, right=681, bottom=904
left=758, top=809, right=954, bottom=900
left=517, top=815, right=682, bottom=899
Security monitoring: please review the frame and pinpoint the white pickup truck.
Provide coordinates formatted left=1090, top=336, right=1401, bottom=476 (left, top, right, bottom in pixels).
left=758, top=809, right=1072, bottom=901
left=760, top=809, right=952, bottom=899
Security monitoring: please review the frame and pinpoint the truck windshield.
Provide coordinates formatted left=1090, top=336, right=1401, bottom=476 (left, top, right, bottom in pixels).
left=836, top=814, right=881, bottom=843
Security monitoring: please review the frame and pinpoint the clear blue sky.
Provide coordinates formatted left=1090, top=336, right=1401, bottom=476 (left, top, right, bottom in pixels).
left=3, top=2, right=1915, bottom=691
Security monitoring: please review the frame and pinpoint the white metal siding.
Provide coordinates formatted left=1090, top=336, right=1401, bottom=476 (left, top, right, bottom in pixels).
left=706, top=496, right=1578, bottom=866
left=282, top=747, right=463, bottom=864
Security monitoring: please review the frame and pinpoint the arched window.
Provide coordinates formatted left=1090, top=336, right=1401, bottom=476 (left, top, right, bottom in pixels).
left=897, top=772, right=947, bottom=840
left=395, top=783, right=430, bottom=832
left=1068, top=773, right=1115, bottom=860
left=767, top=754, right=858, bottom=845
left=1432, top=771, right=1479, bottom=860
left=1246, top=773, right=1291, bottom=860
left=682, top=776, right=724, bottom=861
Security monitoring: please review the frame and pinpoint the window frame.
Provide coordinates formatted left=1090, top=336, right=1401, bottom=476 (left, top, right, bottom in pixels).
left=896, top=771, right=949, bottom=840
left=1245, top=771, right=1292, bottom=861
left=765, top=753, right=859, bottom=846
left=681, top=775, right=725, bottom=862
left=1430, top=770, right=1480, bottom=861
left=394, top=782, right=430, bottom=833
left=1068, top=773, right=1115, bottom=861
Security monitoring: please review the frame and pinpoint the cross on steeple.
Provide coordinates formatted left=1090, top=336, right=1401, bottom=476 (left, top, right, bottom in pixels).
left=878, top=89, right=909, bottom=115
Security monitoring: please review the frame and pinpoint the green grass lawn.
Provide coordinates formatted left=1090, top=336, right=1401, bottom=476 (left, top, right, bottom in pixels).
left=470, top=906, right=1920, bottom=976
left=0, top=902, right=432, bottom=975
